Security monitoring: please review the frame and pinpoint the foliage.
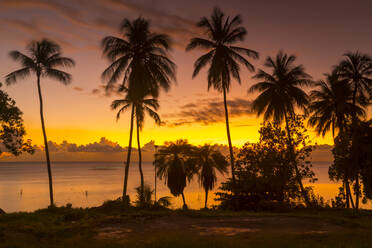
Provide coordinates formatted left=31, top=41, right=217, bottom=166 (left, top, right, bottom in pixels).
left=0, top=83, right=33, bottom=156
left=249, top=51, right=312, bottom=123
left=5, top=39, right=75, bottom=85
left=308, top=71, right=365, bottom=138
left=216, top=116, right=316, bottom=210
left=190, top=144, right=228, bottom=208
left=101, top=17, right=176, bottom=98
left=134, top=184, right=154, bottom=208
left=157, top=196, right=172, bottom=208
left=155, top=140, right=195, bottom=208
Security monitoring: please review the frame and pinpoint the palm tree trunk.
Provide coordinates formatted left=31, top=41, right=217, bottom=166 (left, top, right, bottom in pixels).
left=284, top=113, right=310, bottom=206
left=122, top=104, right=135, bottom=202
left=181, top=192, right=187, bottom=209
left=205, top=189, right=208, bottom=209
left=36, top=75, right=54, bottom=207
left=136, top=116, right=144, bottom=199
left=222, top=87, right=236, bottom=185
left=351, top=86, right=359, bottom=209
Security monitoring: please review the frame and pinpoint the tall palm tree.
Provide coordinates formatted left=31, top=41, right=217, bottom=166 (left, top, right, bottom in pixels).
left=249, top=51, right=312, bottom=205
left=111, top=89, right=161, bottom=201
left=186, top=8, right=258, bottom=185
left=155, top=140, right=194, bottom=209
left=5, top=39, right=75, bottom=207
left=101, top=17, right=176, bottom=200
left=191, top=144, right=228, bottom=208
left=336, top=51, right=372, bottom=209
left=308, top=72, right=366, bottom=208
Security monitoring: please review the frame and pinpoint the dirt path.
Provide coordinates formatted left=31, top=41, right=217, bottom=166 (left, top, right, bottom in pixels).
left=95, top=215, right=350, bottom=239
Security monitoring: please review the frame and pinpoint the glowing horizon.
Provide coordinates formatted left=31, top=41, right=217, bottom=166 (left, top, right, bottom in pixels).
left=1, top=0, right=371, bottom=151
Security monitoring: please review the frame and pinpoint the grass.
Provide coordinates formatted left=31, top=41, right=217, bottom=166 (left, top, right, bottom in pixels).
left=1, top=204, right=372, bottom=247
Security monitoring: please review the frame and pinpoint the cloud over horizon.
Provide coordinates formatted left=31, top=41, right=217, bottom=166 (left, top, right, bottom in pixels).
left=164, top=97, right=253, bottom=126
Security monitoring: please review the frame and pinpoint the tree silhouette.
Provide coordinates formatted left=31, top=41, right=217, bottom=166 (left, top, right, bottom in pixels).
left=309, top=71, right=365, bottom=208
left=0, top=83, right=34, bottom=156
left=155, top=140, right=194, bottom=209
left=249, top=51, right=312, bottom=205
left=335, top=51, right=372, bottom=209
left=191, top=144, right=228, bottom=208
left=5, top=39, right=75, bottom=206
left=112, top=87, right=161, bottom=201
left=101, top=17, right=176, bottom=200
left=186, top=7, right=258, bottom=186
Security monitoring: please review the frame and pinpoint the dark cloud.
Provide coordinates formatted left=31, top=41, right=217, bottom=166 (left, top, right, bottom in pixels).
left=165, top=97, right=253, bottom=126
left=73, top=86, right=84, bottom=92
left=90, top=85, right=123, bottom=98
left=0, top=0, right=198, bottom=50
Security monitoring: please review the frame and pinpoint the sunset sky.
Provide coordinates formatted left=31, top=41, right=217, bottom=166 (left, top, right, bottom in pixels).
left=1, top=0, right=372, bottom=148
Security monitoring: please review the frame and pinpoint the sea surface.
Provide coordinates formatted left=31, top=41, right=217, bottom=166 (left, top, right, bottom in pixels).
left=0, top=161, right=367, bottom=213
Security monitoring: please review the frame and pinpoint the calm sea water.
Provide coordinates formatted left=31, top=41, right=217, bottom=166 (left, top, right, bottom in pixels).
left=0, top=161, right=366, bottom=213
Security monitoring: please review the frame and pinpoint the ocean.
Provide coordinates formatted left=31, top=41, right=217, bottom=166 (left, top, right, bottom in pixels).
left=0, top=161, right=363, bottom=212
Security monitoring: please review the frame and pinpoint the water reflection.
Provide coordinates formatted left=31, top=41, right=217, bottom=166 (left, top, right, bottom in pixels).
left=0, top=161, right=368, bottom=212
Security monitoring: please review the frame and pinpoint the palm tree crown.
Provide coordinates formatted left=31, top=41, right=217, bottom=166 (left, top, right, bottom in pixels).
left=191, top=144, right=228, bottom=208
left=6, top=39, right=75, bottom=85
left=186, top=7, right=258, bottom=91
left=336, top=51, right=372, bottom=104
left=249, top=51, right=312, bottom=123
left=101, top=17, right=176, bottom=98
left=309, top=72, right=366, bottom=137
left=111, top=88, right=161, bottom=127
left=155, top=140, right=195, bottom=208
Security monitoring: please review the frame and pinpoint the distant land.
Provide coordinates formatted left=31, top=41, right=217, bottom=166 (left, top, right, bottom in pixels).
left=0, top=137, right=333, bottom=163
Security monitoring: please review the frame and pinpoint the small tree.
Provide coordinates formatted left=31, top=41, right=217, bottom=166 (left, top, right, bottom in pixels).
left=0, top=83, right=33, bottom=156
left=155, top=140, right=195, bottom=209
left=216, top=115, right=316, bottom=210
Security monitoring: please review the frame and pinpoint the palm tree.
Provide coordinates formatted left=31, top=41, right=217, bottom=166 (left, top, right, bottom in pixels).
left=5, top=39, right=75, bottom=207
left=155, top=140, right=194, bottom=209
left=308, top=71, right=366, bottom=208
left=186, top=7, right=258, bottom=185
left=335, top=51, right=372, bottom=209
left=309, top=72, right=365, bottom=138
left=192, top=145, right=228, bottom=208
left=101, top=17, right=176, bottom=200
left=111, top=89, right=161, bottom=201
left=249, top=51, right=312, bottom=205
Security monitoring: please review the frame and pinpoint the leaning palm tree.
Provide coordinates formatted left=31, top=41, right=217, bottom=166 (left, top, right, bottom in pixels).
left=155, top=140, right=194, bottom=209
left=308, top=71, right=366, bottom=208
left=249, top=51, right=312, bottom=205
left=186, top=8, right=258, bottom=185
left=335, top=51, right=372, bottom=209
left=191, top=144, right=228, bottom=208
left=5, top=39, right=75, bottom=207
left=101, top=17, right=176, bottom=200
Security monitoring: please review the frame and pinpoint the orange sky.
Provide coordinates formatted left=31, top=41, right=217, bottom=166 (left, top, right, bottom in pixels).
left=1, top=0, right=372, bottom=148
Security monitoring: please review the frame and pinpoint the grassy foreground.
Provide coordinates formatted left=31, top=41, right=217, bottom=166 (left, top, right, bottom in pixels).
left=1, top=203, right=372, bottom=248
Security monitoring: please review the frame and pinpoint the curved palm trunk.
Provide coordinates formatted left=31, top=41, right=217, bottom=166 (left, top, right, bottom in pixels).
left=36, top=75, right=54, bottom=207
left=284, top=113, right=310, bottom=206
left=123, top=104, right=135, bottom=201
left=351, top=86, right=359, bottom=209
left=204, top=189, right=209, bottom=209
left=181, top=192, right=187, bottom=209
left=222, top=87, right=236, bottom=185
left=136, top=116, right=144, bottom=199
